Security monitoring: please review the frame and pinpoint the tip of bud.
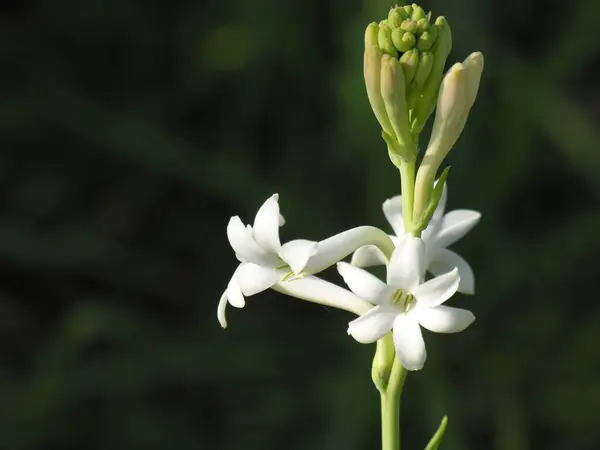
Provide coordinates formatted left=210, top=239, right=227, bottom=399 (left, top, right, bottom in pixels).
left=365, top=22, right=379, bottom=46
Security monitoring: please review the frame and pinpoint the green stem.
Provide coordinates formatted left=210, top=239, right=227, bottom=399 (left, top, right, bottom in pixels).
left=399, top=158, right=416, bottom=233
left=380, top=357, right=407, bottom=450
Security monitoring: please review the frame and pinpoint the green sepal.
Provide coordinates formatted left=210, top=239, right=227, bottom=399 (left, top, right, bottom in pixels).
left=414, top=165, right=450, bottom=232
left=424, top=416, right=449, bottom=450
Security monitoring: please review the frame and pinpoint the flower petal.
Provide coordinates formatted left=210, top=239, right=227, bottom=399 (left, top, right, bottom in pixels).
left=382, top=195, right=405, bottom=236
left=387, top=235, right=426, bottom=290
left=303, top=226, right=395, bottom=275
left=337, top=262, right=388, bottom=304
left=217, top=290, right=229, bottom=328
left=350, top=245, right=387, bottom=267
left=236, top=262, right=279, bottom=296
left=273, top=275, right=373, bottom=316
left=416, top=305, right=475, bottom=333
left=411, top=268, right=460, bottom=308
left=227, top=216, right=276, bottom=266
left=226, top=271, right=245, bottom=308
left=432, top=209, right=481, bottom=249
left=392, top=313, right=426, bottom=371
left=428, top=248, right=475, bottom=294
left=279, top=239, right=318, bottom=274
left=253, top=194, right=282, bottom=252
left=348, top=305, right=397, bottom=344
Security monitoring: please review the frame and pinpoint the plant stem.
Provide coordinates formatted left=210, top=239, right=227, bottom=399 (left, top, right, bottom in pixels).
left=380, top=357, right=407, bottom=450
left=399, top=158, right=416, bottom=233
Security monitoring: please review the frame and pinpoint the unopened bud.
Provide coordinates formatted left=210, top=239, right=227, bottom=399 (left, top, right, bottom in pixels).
left=381, top=55, right=414, bottom=156
left=414, top=52, right=484, bottom=218
left=392, top=29, right=416, bottom=52
left=400, top=49, right=419, bottom=86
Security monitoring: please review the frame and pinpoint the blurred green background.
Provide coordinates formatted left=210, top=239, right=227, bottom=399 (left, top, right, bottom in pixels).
left=0, top=0, right=599, bottom=449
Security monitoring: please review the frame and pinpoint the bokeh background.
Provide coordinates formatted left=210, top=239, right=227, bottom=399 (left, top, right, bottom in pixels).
left=1, top=0, right=599, bottom=449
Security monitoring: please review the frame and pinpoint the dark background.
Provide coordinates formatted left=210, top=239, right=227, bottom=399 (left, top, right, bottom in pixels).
left=1, top=0, right=599, bottom=449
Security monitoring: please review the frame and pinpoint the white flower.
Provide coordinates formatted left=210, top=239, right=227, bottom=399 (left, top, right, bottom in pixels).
left=218, top=194, right=319, bottom=328
left=339, top=236, right=475, bottom=371
left=217, top=194, right=386, bottom=328
left=350, top=184, right=480, bottom=294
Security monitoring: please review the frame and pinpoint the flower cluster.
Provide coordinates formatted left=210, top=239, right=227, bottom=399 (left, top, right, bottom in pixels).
left=218, top=184, right=478, bottom=371
left=217, top=4, right=484, bottom=373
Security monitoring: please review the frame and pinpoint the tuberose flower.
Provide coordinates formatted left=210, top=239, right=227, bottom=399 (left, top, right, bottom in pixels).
left=339, top=235, right=474, bottom=371
left=351, top=184, right=480, bottom=294
left=217, top=194, right=389, bottom=328
left=218, top=194, right=318, bottom=327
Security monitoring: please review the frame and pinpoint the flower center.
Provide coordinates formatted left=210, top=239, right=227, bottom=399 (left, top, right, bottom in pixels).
left=391, top=289, right=416, bottom=313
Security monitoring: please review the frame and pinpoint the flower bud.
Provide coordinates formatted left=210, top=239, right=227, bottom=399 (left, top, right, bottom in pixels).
left=409, top=16, right=452, bottom=134
left=413, top=52, right=484, bottom=218
left=400, top=49, right=419, bottom=86
left=380, top=54, right=413, bottom=157
left=363, top=4, right=453, bottom=157
left=364, top=22, right=396, bottom=139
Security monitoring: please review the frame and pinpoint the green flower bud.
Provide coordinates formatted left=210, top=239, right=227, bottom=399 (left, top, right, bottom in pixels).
left=388, top=8, right=403, bottom=28
left=362, top=4, right=452, bottom=156
left=400, top=19, right=419, bottom=34
left=417, top=30, right=436, bottom=51
left=414, top=51, right=434, bottom=87
left=413, top=52, right=484, bottom=219
left=411, top=4, right=426, bottom=21
left=378, top=23, right=398, bottom=58
left=380, top=54, right=414, bottom=157
left=400, top=49, right=419, bottom=86
left=392, top=29, right=416, bottom=52
left=416, top=18, right=429, bottom=34
left=364, top=22, right=396, bottom=139
left=410, top=16, right=453, bottom=134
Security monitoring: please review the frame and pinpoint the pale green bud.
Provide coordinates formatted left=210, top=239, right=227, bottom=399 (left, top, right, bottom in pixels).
left=417, top=29, right=437, bottom=51
left=380, top=54, right=414, bottom=158
left=400, top=19, right=419, bottom=34
left=411, top=4, right=427, bottom=21
left=413, top=52, right=484, bottom=219
left=364, top=23, right=396, bottom=139
left=414, top=51, right=433, bottom=86
left=416, top=18, right=429, bottom=34
left=392, top=29, right=416, bottom=52
left=410, top=16, right=452, bottom=133
left=400, top=49, right=419, bottom=86
left=406, top=51, right=433, bottom=111
left=388, top=9, right=403, bottom=28
left=378, top=23, right=398, bottom=58
left=402, top=5, right=413, bottom=17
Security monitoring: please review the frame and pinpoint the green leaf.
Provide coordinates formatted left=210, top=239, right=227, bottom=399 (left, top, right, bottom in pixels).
left=424, top=415, right=448, bottom=450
